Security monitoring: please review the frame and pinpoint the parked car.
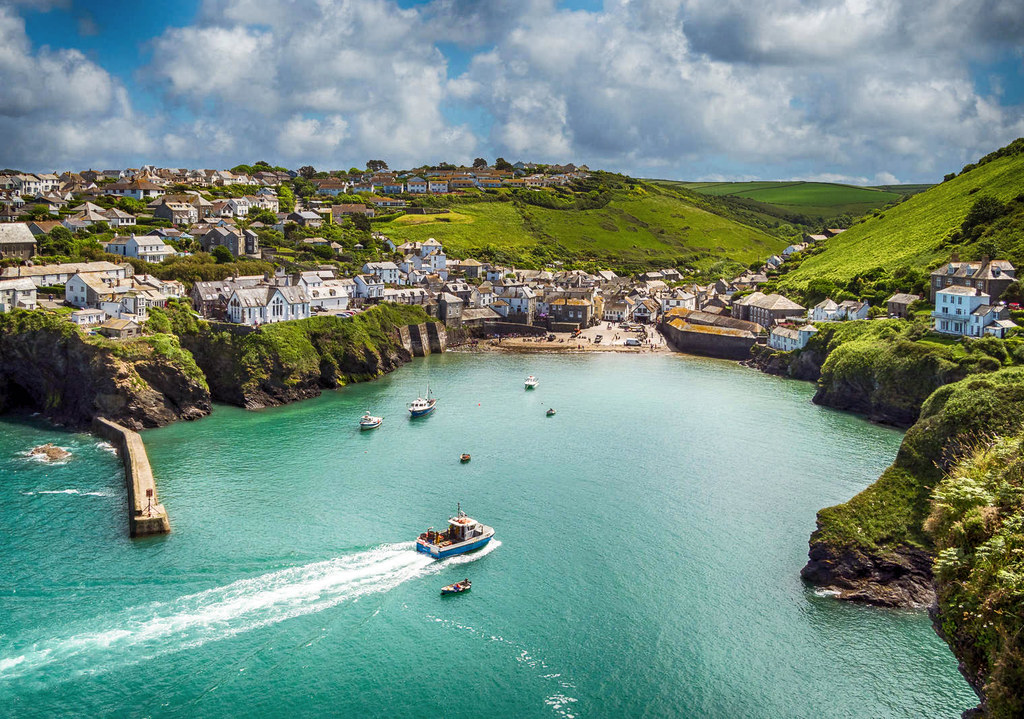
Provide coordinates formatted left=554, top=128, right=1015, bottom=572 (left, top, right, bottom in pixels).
left=624, top=338, right=641, bottom=346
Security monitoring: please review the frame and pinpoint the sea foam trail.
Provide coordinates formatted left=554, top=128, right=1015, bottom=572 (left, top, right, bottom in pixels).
left=0, top=540, right=499, bottom=684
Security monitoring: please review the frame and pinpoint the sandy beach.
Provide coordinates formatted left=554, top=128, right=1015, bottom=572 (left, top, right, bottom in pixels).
left=450, top=323, right=672, bottom=354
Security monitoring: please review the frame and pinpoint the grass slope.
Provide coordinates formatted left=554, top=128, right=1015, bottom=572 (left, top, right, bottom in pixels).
left=778, top=151, right=1024, bottom=292
left=660, top=180, right=910, bottom=220
left=376, top=185, right=787, bottom=273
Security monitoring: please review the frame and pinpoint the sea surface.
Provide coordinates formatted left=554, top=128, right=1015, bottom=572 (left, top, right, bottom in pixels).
left=0, top=352, right=976, bottom=718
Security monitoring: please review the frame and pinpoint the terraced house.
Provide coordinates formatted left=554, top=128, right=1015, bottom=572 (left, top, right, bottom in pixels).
left=929, top=254, right=1016, bottom=302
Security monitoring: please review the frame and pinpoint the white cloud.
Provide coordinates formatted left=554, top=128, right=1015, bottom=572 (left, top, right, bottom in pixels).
left=147, top=0, right=478, bottom=169
left=0, top=5, right=154, bottom=169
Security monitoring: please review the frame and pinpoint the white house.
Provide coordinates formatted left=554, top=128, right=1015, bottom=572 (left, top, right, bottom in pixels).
left=353, top=274, right=384, bottom=300
left=0, top=278, right=37, bottom=311
left=105, top=235, right=175, bottom=264
left=69, top=308, right=106, bottom=326
left=932, top=286, right=988, bottom=336
left=769, top=324, right=818, bottom=351
left=660, top=289, right=696, bottom=314
left=837, top=300, right=870, bottom=321
left=428, top=179, right=449, bottom=193
left=226, top=286, right=310, bottom=325
left=406, top=177, right=428, bottom=193
left=307, top=280, right=350, bottom=311
left=362, top=261, right=402, bottom=285
left=811, top=298, right=840, bottom=322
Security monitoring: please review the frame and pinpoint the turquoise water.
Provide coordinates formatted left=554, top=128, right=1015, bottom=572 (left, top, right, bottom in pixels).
left=0, top=353, right=975, bottom=718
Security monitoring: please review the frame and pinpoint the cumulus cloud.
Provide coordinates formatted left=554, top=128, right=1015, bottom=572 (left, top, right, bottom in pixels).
left=147, top=0, right=478, bottom=168
left=449, top=0, right=1024, bottom=180
left=0, top=4, right=154, bottom=169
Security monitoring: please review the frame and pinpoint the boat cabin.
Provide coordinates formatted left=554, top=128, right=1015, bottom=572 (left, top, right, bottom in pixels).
left=447, top=513, right=485, bottom=543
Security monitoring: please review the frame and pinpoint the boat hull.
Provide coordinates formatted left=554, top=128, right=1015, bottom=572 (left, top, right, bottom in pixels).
left=408, top=405, right=435, bottom=418
left=360, top=421, right=382, bottom=430
left=416, top=530, right=493, bottom=559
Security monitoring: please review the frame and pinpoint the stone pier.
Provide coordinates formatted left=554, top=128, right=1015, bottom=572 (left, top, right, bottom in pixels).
left=92, top=417, right=170, bottom=537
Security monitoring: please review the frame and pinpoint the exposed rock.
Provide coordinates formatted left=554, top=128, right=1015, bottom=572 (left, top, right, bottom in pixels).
left=29, top=443, right=71, bottom=461
left=801, top=532, right=935, bottom=608
left=0, top=311, right=211, bottom=430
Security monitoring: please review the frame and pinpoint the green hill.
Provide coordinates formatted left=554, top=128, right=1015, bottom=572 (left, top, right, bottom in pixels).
left=655, top=180, right=927, bottom=222
left=777, top=139, right=1024, bottom=296
left=374, top=177, right=788, bottom=275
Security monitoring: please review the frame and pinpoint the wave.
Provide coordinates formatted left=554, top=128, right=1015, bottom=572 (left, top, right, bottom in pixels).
left=19, top=489, right=110, bottom=497
left=0, top=540, right=499, bottom=684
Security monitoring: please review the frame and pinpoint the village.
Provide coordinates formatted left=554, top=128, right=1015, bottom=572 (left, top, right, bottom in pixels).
left=0, top=163, right=1018, bottom=352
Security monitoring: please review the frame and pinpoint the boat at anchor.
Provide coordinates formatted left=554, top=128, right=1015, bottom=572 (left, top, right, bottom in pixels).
left=408, top=384, right=437, bottom=418
left=525, top=375, right=538, bottom=389
left=359, top=412, right=383, bottom=430
left=416, top=504, right=494, bottom=559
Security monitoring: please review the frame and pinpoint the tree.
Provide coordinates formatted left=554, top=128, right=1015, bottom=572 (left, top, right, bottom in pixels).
left=278, top=185, right=295, bottom=213
left=117, top=197, right=146, bottom=214
left=212, top=245, right=234, bottom=264
left=23, top=204, right=51, bottom=220
left=473, top=157, right=488, bottom=168
left=248, top=208, right=277, bottom=225
left=366, top=160, right=388, bottom=172
left=962, top=195, right=1007, bottom=235
left=298, top=165, right=316, bottom=179
left=348, top=167, right=362, bottom=176
left=39, top=226, right=74, bottom=256
left=351, top=213, right=371, bottom=232
left=495, top=157, right=513, bottom=171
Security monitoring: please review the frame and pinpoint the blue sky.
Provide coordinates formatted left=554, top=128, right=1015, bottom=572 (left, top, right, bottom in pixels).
left=2, top=0, right=1022, bottom=183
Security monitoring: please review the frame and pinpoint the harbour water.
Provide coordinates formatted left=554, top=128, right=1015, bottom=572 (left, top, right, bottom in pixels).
left=0, top=353, right=976, bottom=717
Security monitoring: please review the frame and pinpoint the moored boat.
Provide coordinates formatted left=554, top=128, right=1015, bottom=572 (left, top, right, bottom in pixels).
left=525, top=375, right=538, bottom=389
left=359, top=412, right=383, bottom=430
left=460, top=453, right=471, bottom=463
left=546, top=408, right=556, bottom=417
left=408, top=384, right=437, bottom=418
left=416, top=504, right=494, bottom=559
left=441, top=579, right=471, bottom=595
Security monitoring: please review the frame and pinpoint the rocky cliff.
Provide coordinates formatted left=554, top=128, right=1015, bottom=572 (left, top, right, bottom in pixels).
left=163, top=303, right=436, bottom=408
left=749, top=320, right=1015, bottom=426
left=0, top=310, right=211, bottom=429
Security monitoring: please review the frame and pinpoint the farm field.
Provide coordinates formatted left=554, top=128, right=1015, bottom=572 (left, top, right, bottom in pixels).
left=374, top=187, right=788, bottom=272
left=778, top=150, right=1024, bottom=292
left=654, top=180, right=920, bottom=220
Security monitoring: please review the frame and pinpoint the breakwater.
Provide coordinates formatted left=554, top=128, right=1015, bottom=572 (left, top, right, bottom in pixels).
left=92, top=417, right=169, bottom=537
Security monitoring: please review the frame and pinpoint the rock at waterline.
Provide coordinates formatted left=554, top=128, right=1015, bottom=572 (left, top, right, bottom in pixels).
left=29, top=444, right=71, bottom=461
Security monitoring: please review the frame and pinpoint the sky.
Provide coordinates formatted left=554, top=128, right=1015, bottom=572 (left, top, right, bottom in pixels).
left=1, top=0, right=1023, bottom=184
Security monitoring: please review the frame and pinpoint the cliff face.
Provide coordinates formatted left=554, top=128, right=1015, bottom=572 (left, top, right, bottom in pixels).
left=750, top=320, right=1013, bottom=427
left=0, top=311, right=211, bottom=430
left=169, top=303, right=434, bottom=409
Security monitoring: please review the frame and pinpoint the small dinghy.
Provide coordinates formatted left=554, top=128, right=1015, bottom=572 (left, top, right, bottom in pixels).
left=546, top=408, right=556, bottom=417
left=359, top=412, right=383, bottom=430
left=460, top=453, right=471, bottom=463
left=441, top=579, right=471, bottom=595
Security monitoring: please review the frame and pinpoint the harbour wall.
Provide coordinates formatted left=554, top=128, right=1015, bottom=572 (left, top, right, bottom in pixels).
left=92, top=417, right=170, bottom=537
left=403, top=322, right=447, bottom=357
left=660, top=320, right=758, bottom=360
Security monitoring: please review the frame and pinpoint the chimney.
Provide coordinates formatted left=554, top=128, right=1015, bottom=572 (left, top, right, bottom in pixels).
left=950, top=252, right=960, bottom=263
left=981, top=255, right=990, bottom=267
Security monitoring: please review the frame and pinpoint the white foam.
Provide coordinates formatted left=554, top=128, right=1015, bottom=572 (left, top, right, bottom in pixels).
left=20, top=489, right=110, bottom=497
left=0, top=540, right=499, bottom=684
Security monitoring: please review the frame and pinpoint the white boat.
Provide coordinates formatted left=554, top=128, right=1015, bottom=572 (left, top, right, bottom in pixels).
left=408, top=385, right=437, bottom=418
left=524, top=375, right=538, bottom=389
left=416, top=504, right=494, bottom=559
left=359, top=412, right=383, bottom=430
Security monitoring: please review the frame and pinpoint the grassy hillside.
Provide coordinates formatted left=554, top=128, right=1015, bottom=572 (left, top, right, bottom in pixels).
left=778, top=141, right=1024, bottom=293
left=657, top=180, right=921, bottom=221
left=375, top=181, right=788, bottom=274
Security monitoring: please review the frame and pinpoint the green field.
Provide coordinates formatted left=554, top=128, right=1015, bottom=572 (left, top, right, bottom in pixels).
left=376, top=186, right=787, bottom=272
left=655, top=180, right=920, bottom=221
left=778, top=149, right=1024, bottom=292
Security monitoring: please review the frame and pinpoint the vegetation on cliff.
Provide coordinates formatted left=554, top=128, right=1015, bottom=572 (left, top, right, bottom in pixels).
left=157, top=302, right=433, bottom=407
left=754, top=319, right=1023, bottom=425
left=0, top=310, right=210, bottom=428
left=928, top=434, right=1024, bottom=718
left=777, top=138, right=1024, bottom=296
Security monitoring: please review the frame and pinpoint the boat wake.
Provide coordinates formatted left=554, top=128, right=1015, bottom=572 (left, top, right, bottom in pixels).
left=0, top=540, right=499, bottom=685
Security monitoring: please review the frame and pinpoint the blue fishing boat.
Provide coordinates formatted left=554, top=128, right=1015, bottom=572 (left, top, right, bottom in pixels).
left=408, top=384, right=437, bottom=418
left=416, top=504, right=494, bottom=559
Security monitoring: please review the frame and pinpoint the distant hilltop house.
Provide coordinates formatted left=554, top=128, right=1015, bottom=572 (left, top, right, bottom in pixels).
left=929, top=254, right=1016, bottom=303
